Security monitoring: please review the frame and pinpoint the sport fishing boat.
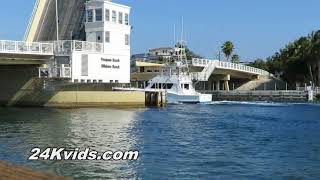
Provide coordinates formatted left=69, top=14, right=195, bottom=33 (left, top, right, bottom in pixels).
left=113, top=42, right=212, bottom=104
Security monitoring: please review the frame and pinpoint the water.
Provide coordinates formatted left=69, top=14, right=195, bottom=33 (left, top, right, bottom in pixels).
left=0, top=102, right=320, bottom=179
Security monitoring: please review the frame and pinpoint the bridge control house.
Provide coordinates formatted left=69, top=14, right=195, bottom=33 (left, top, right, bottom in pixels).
left=41, top=0, right=131, bottom=84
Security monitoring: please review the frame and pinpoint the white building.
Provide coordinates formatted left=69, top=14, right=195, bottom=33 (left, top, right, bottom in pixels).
left=70, top=0, right=131, bottom=83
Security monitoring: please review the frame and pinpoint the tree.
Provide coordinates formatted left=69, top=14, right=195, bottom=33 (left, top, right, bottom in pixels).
left=247, top=29, right=320, bottom=86
left=221, top=41, right=234, bottom=61
left=231, top=54, right=240, bottom=64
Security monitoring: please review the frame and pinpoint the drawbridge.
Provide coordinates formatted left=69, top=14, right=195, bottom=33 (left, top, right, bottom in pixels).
left=25, top=0, right=86, bottom=42
left=0, top=0, right=87, bottom=64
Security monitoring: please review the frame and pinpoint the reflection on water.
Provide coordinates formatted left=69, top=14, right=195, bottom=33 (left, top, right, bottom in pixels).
left=0, top=108, right=143, bottom=179
left=1, top=102, right=320, bottom=179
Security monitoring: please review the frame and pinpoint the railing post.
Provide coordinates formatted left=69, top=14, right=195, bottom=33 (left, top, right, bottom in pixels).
left=0, top=40, right=3, bottom=51
left=15, top=41, right=17, bottom=52
left=39, top=43, right=42, bottom=54
left=73, top=41, right=76, bottom=52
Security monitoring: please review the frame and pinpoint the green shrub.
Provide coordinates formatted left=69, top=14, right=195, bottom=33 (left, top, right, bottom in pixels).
left=316, top=94, right=320, bottom=99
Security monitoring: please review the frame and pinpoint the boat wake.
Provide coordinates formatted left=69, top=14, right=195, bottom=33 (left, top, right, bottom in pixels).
left=201, top=101, right=292, bottom=107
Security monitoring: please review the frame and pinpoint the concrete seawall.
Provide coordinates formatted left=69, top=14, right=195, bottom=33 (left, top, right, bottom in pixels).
left=0, top=66, right=146, bottom=108
left=45, top=91, right=145, bottom=108
left=202, top=90, right=309, bottom=102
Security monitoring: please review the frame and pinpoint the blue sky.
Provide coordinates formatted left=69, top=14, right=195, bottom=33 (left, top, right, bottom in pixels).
left=0, top=0, right=320, bottom=61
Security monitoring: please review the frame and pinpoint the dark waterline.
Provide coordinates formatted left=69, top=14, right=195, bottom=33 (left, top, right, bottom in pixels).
left=0, top=102, right=320, bottom=179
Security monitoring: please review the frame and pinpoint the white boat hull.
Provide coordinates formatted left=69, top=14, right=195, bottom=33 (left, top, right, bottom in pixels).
left=167, top=93, right=212, bottom=104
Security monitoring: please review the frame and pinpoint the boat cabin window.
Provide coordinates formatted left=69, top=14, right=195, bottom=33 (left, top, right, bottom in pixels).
left=166, top=83, right=173, bottom=89
left=151, top=83, right=173, bottom=89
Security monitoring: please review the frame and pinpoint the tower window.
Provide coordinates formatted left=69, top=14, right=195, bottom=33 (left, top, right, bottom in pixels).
left=125, top=34, right=130, bottom=45
left=87, top=9, right=93, bottom=22
left=105, top=31, right=110, bottom=43
left=125, top=13, right=129, bottom=25
left=105, top=9, right=110, bottom=21
left=112, top=11, right=116, bottom=23
left=95, top=9, right=102, bottom=21
left=118, top=12, right=123, bottom=24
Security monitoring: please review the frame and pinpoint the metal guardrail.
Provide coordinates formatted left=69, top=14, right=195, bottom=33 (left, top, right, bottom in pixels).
left=53, top=40, right=104, bottom=55
left=191, top=58, right=271, bottom=77
left=0, top=40, right=53, bottom=55
left=0, top=40, right=104, bottom=56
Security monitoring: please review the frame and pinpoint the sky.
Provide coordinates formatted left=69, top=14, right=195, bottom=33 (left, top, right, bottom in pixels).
left=0, top=0, right=320, bottom=61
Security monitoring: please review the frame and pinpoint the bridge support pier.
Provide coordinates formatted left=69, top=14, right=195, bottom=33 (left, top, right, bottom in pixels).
left=224, top=80, right=230, bottom=91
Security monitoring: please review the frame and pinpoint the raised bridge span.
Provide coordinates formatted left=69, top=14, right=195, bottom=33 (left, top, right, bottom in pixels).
left=25, top=0, right=86, bottom=42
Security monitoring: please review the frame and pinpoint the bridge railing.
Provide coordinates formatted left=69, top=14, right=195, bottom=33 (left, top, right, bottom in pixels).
left=191, top=58, right=271, bottom=77
left=52, top=40, right=104, bottom=55
left=0, top=40, right=53, bottom=55
left=217, top=61, right=271, bottom=76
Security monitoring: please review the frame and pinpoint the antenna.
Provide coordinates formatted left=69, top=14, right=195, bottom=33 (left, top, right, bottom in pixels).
left=181, top=16, right=184, bottom=42
left=174, top=24, right=176, bottom=45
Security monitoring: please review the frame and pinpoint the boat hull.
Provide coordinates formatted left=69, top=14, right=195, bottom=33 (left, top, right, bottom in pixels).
left=167, top=93, right=212, bottom=104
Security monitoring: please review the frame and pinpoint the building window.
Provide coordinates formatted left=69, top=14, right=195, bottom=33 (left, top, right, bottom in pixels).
left=105, top=9, right=110, bottom=21
left=118, top=12, right=123, bottom=24
left=115, top=80, right=119, bottom=83
left=95, top=9, right=102, bottom=21
left=125, top=13, right=129, bottom=25
left=96, top=31, right=103, bottom=43
left=87, top=9, right=93, bottom=22
left=125, top=34, right=130, bottom=45
left=184, top=84, right=190, bottom=90
left=112, top=11, right=116, bottom=23
left=105, top=31, right=110, bottom=43
left=110, top=80, right=114, bottom=83
left=99, top=80, right=103, bottom=83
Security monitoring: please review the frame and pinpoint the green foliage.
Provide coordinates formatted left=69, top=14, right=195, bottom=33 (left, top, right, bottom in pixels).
left=185, top=47, right=203, bottom=60
left=231, top=54, right=240, bottom=64
left=248, top=30, right=320, bottom=85
left=221, top=41, right=234, bottom=61
left=316, top=93, right=320, bottom=99
left=247, top=59, right=268, bottom=71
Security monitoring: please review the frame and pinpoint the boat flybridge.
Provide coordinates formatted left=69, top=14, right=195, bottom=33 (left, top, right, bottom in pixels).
left=113, top=42, right=212, bottom=104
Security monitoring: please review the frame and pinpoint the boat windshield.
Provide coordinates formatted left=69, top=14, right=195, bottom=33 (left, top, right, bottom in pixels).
left=151, top=83, right=173, bottom=89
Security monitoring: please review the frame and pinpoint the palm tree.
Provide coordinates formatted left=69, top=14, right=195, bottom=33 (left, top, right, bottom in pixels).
left=231, top=54, right=240, bottom=64
left=221, top=41, right=234, bottom=61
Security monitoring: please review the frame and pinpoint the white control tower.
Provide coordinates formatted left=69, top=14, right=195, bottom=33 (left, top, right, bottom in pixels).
left=69, top=0, right=131, bottom=83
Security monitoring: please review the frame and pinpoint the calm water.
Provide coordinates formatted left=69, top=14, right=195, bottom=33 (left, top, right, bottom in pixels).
left=0, top=102, right=320, bottom=179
